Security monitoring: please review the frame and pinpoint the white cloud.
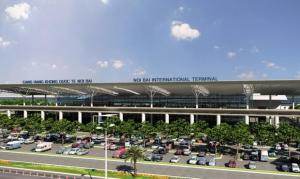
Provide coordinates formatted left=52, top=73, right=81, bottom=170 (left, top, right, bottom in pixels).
left=251, top=46, right=260, bottom=53
left=213, top=45, right=220, bottom=50
left=227, top=52, right=236, bottom=59
left=100, top=0, right=109, bottom=5
left=112, top=60, right=124, bottom=70
left=51, top=64, right=57, bottom=69
left=171, top=21, right=201, bottom=41
left=262, top=60, right=285, bottom=70
left=295, top=72, right=300, bottom=79
left=178, top=6, right=184, bottom=12
left=238, top=71, right=255, bottom=80
left=5, top=3, right=31, bottom=20
left=96, top=60, right=109, bottom=68
left=133, top=68, right=146, bottom=76
left=0, top=37, right=11, bottom=48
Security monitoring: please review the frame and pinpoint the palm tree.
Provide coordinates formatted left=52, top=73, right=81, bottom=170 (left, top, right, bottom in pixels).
left=124, top=146, right=145, bottom=177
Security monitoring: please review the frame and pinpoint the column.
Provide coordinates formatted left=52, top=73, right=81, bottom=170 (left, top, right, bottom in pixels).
left=78, top=112, right=82, bottom=124
left=245, top=115, right=249, bottom=125
left=90, top=102, right=93, bottom=107
left=275, top=116, right=280, bottom=128
left=59, top=111, right=63, bottom=120
left=190, top=114, right=195, bottom=125
left=119, top=112, right=124, bottom=122
left=23, top=110, right=28, bottom=118
left=196, top=104, right=199, bottom=109
left=142, top=113, right=146, bottom=123
left=293, top=102, right=295, bottom=110
left=165, top=113, right=169, bottom=124
left=41, top=111, right=45, bottom=120
left=216, top=114, right=221, bottom=126
left=7, top=110, right=11, bottom=119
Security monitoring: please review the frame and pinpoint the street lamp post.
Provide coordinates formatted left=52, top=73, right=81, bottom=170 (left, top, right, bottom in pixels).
left=96, top=123, right=115, bottom=179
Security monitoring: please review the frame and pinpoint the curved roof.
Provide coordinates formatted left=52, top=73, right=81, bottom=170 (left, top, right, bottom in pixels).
left=0, top=80, right=299, bottom=96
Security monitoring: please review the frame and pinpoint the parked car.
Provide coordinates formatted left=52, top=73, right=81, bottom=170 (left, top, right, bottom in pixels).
left=197, top=157, right=206, bottom=165
left=183, top=148, right=191, bottom=156
left=152, top=154, right=163, bottom=162
left=69, top=148, right=80, bottom=155
left=227, top=160, right=236, bottom=168
left=248, top=161, right=256, bottom=169
left=243, top=153, right=250, bottom=160
left=63, top=147, right=72, bottom=155
left=291, top=163, right=300, bottom=173
left=56, top=147, right=66, bottom=154
left=5, top=141, right=21, bottom=150
left=268, top=148, right=276, bottom=157
left=275, top=144, right=281, bottom=151
left=144, top=154, right=152, bottom=161
left=187, top=156, right=198, bottom=165
left=283, top=144, right=289, bottom=151
left=281, top=164, right=289, bottom=172
left=175, top=149, right=183, bottom=155
left=76, top=149, right=89, bottom=156
left=207, top=158, right=216, bottom=166
left=24, top=137, right=35, bottom=144
left=170, top=156, right=180, bottom=163
left=35, top=142, right=52, bottom=152
left=197, top=151, right=206, bottom=157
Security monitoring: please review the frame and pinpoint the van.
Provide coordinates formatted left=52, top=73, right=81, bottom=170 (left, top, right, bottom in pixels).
left=35, top=142, right=52, bottom=152
left=260, top=150, right=269, bottom=162
left=5, top=141, right=21, bottom=150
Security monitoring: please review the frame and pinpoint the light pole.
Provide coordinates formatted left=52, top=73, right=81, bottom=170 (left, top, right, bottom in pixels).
left=96, top=123, right=115, bottom=179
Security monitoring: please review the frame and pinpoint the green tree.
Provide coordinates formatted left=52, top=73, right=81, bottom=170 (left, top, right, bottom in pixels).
left=52, top=119, right=78, bottom=145
left=124, top=146, right=145, bottom=177
left=207, top=123, right=232, bottom=154
left=117, top=120, right=137, bottom=139
left=191, top=121, right=209, bottom=139
left=250, top=122, right=276, bottom=146
left=277, top=122, right=299, bottom=144
left=0, top=115, right=14, bottom=130
left=155, top=121, right=171, bottom=139
left=136, top=121, right=155, bottom=147
left=230, top=123, right=253, bottom=159
left=24, top=116, right=43, bottom=135
left=41, top=118, right=55, bottom=132
left=168, top=119, right=191, bottom=138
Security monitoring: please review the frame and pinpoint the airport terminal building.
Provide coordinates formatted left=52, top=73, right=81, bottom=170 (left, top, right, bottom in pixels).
left=0, top=78, right=300, bottom=126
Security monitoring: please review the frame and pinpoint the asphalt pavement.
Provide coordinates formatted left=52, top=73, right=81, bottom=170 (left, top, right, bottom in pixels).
left=0, top=150, right=298, bottom=179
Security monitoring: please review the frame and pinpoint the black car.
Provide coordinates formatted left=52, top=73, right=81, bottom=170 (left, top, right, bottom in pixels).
left=281, top=164, right=289, bottom=172
left=243, top=153, right=250, bottom=160
left=152, top=154, right=163, bottom=162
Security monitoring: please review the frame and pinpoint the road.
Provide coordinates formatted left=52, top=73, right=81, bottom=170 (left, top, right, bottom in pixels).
left=0, top=151, right=298, bottom=179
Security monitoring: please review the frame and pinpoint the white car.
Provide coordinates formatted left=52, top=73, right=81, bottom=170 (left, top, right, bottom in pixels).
left=275, top=144, right=281, bottom=150
left=188, top=156, right=198, bottom=165
left=292, top=163, right=300, bottom=173
left=170, top=156, right=180, bottom=163
left=183, top=148, right=191, bottom=155
left=69, top=148, right=80, bottom=155
left=151, top=145, right=160, bottom=149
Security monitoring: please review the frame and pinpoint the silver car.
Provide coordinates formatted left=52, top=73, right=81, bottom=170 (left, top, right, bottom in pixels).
left=248, top=161, right=256, bottom=169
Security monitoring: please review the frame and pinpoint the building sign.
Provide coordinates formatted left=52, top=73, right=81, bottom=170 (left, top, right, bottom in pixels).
left=133, top=77, right=217, bottom=83
left=22, top=79, right=93, bottom=84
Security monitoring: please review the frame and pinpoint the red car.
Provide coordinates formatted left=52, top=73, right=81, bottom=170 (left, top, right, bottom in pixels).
left=227, top=160, right=237, bottom=168
left=175, top=149, right=183, bottom=155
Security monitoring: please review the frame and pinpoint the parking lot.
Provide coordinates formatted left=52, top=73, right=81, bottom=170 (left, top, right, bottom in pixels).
left=0, top=141, right=295, bottom=173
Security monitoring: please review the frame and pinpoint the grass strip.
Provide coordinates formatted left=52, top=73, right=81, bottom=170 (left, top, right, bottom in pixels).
left=0, top=160, right=170, bottom=179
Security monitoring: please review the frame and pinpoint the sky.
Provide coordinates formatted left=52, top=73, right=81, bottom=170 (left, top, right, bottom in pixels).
left=0, top=0, right=300, bottom=83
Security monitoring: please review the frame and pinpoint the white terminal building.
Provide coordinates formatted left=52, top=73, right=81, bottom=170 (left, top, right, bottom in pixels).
left=0, top=79, right=299, bottom=127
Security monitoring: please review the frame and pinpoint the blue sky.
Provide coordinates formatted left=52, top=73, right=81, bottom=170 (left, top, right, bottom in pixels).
left=0, top=0, right=300, bottom=83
